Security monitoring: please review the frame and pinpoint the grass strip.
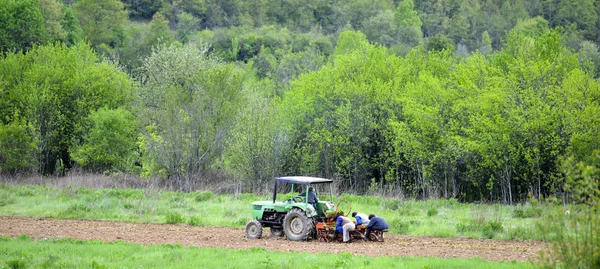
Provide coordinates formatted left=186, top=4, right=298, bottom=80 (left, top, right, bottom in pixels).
left=0, top=183, right=560, bottom=240
left=0, top=235, right=533, bottom=269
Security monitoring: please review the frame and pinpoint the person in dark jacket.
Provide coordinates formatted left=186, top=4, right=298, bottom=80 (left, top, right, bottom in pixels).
left=365, top=214, right=389, bottom=240
left=298, top=186, right=318, bottom=208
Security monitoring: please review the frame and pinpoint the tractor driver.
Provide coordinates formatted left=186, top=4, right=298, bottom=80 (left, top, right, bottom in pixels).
left=298, top=186, right=318, bottom=208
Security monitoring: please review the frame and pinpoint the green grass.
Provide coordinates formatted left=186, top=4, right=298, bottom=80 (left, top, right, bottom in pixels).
left=0, top=183, right=558, bottom=240
left=0, top=235, right=534, bottom=269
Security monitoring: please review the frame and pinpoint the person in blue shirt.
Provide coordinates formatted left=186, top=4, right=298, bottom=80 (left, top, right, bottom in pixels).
left=351, top=212, right=370, bottom=227
left=298, top=186, right=318, bottom=208
left=335, top=214, right=355, bottom=243
left=365, top=214, right=389, bottom=240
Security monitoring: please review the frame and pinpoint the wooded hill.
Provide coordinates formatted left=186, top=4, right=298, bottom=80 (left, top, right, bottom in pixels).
left=0, top=0, right=599, bottom=203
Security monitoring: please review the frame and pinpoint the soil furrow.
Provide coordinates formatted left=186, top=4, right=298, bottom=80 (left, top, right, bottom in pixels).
left=0, top=216, right=543, bottom=262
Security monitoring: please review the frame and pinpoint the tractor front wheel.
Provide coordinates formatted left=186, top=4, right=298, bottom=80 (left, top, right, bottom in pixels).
left=245, top=220, right=263, bottom=239
left=283, top=208, right=314, bottom=241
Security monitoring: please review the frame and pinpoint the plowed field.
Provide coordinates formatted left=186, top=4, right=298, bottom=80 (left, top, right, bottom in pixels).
left=0, top=216, right=543, bottom=262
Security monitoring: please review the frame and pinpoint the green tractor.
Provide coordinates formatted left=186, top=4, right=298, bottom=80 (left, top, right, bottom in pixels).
left=245, top=176, right=336, bottom=241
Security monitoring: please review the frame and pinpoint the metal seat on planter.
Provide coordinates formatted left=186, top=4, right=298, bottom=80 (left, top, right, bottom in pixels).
left=369, top=229, right=388, bottom=242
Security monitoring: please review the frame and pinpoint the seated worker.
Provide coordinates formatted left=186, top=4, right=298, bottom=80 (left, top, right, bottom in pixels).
left=335, top=214, right=356, bottom=243
left=298, top=186, right=318, bottom=208
left=365, top=214, right=389, bottom=240
left=351, top=212, right=370, bottom=227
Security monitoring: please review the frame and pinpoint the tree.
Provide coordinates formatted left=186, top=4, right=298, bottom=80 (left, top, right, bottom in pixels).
left=0, top=119, right=38, bottom=173
left=426, top=34, right=454, bottom=52
left=122, top=0, right=163, bottom=19
left=137, top=44, right=245, bottom=191
left=395, top=0, right=424, bottom=47
left=60, top=5, right=84, bottom=46
left=39, top=0, right=67, bottom=43
left=512, top=16, right=549, bottom=38
left=73, top=0, right=128, bottom=49
left=222, top=83, right=280, bottom=193
left=554, top=0, right=597, bottom=40
left=362, top=10, right=398, bottom=47
left=479, top=31, right=492, bottom=55
left=144, top=12, right=175, bottom=49
left=0, top=43, right=134, bottom=175
left=0, top=0, right=45, bottom=53
left=71, top=107, right=139, bottom=172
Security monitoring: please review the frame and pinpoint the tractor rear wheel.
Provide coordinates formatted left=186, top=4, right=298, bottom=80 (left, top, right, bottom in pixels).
left=283, top=208, right=314, bottom=241
left=245, top=220, right=263, bottom=239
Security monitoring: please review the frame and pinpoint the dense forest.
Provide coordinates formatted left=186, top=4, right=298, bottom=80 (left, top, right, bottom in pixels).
left=0, top=0, right=599, bottom=203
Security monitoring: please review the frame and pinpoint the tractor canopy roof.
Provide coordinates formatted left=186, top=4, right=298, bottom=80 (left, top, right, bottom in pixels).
left=275, top=176, right=333, bottom=185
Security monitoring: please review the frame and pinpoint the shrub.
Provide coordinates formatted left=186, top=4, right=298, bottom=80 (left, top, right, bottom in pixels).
left=389, top=218, right=410, bottom=234
left=482, top=220, right=504, bottom=239
left=165, top=212, right=184, bottom=224
left=192, top=191, right=213, bottom=202
left=523, top=206, right=542, bottom=218
left=0, top=120, right=38, bottom=173
left=456, top=217, right=486, bottom=233
left=383, top=199, right=401, bottom=210
left=71, top=108, right=139, bottom=172
left=58, top=203, right=91, bottom=218
left=512, top=208, right=525, bottom=218
left=105, top=189, right=144, bottom=199
left=507, top=226, right=535, bottom=241
left=487, top=220, right=503, bottom=232
left=427, top=208, right=438, bottom=217
left=538, top=153, right=600, bottom=268
left=432, top=227, right=456, bottom=238
left=7, top=258, right=27, bottom=269
left=15, top=186, right=34, bottom=197
left=0, top=192, right=16, bottom=207
left=513, top=205, right=542, bottom=218
left=397, top=206, right=419, bottom=216
left=188, top=216, right=202, bottom=226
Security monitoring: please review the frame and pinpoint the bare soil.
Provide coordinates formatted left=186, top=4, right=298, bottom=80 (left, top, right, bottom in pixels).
left=0, top=216, right=544, bottom=262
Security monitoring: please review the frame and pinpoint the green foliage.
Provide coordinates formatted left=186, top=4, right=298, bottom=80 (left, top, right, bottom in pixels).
left=389, top=218, right=410, bottom=234
left=0, top=0, right=45, bottom=53
left=71, top=108, right=139, bottom=172
left=512, top=205, right=542, bottom=218
left=0, top=43, right=134, bottom=175
left=427, top=208, right=438, bottom=217
left=73, top=0, right=128, bottom=50
left=122, top=0, right=162, bottom=20
left=165, top=211, right=184, bottom=224
left=7, top=258, right=27, bottom=269
left=60, top=5, right=84, bottom=46
left=539, top=151, right=599, bottom=268
left=0, top=119, right=38, bottom=173
left=58, top=203, right=91, bottom=218
left=137, top=44, right=244, bottom=190
left=426, top=34, right=455, bottom=52
left=0, top=191, right=16, bottom=207
left=105, top=189, right=144, bottom=199
left=188, top=215, right=202, bottom=226
left=191, top=191, right=213, bottom=202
